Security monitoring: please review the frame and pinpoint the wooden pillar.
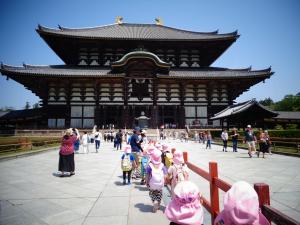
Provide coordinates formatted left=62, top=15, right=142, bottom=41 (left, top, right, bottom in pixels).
left=65, top=81, right=71, bottom=128
left=152, top=78, right=158, bottom=128
left=179, top=82, right=186, bottom=128
left=94, top=81, right=100, bottom=126
left=209, top=162, right=220, bottom=224
left=206, top=82, right=213, bottom=125
left=254, top=183, right=271, bottom=224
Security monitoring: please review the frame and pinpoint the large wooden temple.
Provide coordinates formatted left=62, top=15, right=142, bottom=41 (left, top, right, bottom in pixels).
left=0, top=18, right=274, bottom=129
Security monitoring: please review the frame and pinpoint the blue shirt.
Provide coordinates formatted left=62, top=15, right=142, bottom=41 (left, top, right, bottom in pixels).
left=121, top=153, right=135, bottom=161
left=130, top=134, right=140, bottom=152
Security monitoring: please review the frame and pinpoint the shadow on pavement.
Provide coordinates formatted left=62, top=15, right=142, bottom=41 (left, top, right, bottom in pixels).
left=134, top=184, right=148, bottom=192
left=135, top=203, right=157, bottom=213
left=114, top=181, right=125, bottom=186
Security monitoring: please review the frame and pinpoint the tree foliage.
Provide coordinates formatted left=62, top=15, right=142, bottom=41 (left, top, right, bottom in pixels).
left=259, top=93, right=300, bottom=111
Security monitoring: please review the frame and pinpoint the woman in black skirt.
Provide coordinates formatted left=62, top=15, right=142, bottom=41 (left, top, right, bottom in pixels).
left=58, top=128, right=79, bottom=177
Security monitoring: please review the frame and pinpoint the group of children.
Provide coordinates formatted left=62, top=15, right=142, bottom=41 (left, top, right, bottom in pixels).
left=120, top=141, right=270, bottom=225
left=121, top=142, right=189, bottom=212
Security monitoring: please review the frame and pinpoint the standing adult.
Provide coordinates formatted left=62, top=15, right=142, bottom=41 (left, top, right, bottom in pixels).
left=265, top=130, right=272, bottom=154
left=206, top=130, right=212, bottom=149
left=231, top=128, right=239, bottom=152
left=73, top=128, right=80, bottom=154
left=58, top=128, right=79, bottom=177
left=221, top=129, right=229, bottom=152
left=130, top=127, right=142, bottom=179
left=115, top=129, right=123, bottom=150
left=257, top=130, right=268, bottom=158
left=81, top=131, right=89, bottom=154
left=94, top=128, right=102, bottom=153
left=244, top=125, right=257, bottom=158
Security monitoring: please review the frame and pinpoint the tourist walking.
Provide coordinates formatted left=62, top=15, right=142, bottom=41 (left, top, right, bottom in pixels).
left=265, top=130, right=272, bottom=154
left=231, top=128, right=239, bottom=152
left=206, top=131, right=212, bottom=149
left=221, top=129, right=229, bottom=152
left=130, top=127, right=142, bottom=179
left=165, top=181, right=204, bottom=225
left=73, top=128, right=80, bottom=154
left=146, top=148, right=167, bottom=213
left=244, top=125, right=257, bottom=158
left=257, top=130, right=268, bottom=158
left=81, top=131, right=89, bottom=154
left=115, top=129, right=123, bottom=150
left=58, top=128, right=79, bottom=177
left=94, top=129, right=102, bottom=153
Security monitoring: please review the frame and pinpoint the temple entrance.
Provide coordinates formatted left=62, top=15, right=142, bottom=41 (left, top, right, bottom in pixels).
left=158, top=106, right=178, bottom=128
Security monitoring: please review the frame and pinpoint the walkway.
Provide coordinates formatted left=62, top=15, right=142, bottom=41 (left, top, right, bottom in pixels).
left=0, top=140, right=299, bottom=224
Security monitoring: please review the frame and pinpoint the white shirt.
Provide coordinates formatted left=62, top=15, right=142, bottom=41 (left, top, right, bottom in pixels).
left=81, top=134, right=89, bottom=145
left=94, top=132, right=102, bottom=141
left=221, top=132, right=228, bottom=141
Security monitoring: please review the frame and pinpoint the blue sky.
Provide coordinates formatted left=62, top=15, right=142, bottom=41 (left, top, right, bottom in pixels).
left=0, top=0, right=299, bottom=109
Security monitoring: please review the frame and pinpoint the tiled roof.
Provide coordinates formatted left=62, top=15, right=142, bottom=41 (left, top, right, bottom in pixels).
left=161, top=67, right=273, bottom=79
left=37, top=23, right=239, bottom=41
left=0, top=64, right=273, bottom=79
left=211, top=99, right=278, bottom=120
left=274, top=111, right=300, bottom=120
left=0, top=108, right=42, bottom=120
left=0, top=64, right=124, bottom=77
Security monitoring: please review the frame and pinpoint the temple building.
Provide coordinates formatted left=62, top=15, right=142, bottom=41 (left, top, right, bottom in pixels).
left=0, top=18, right=274, bottom=129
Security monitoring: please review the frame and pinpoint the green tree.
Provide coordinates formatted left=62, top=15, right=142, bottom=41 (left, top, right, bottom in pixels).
left=259, top=97, right=274, bottom=107
left=274, top=94, right=300, bottom=111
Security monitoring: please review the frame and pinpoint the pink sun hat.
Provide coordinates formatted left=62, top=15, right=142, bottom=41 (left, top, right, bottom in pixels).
left=155, top=143, right=163, bottom=151
left=173, top=149, right=184, bottom=164
left=214, top=181, right=270, bottom=225
left=165, top=181, right=203, bottom=225
left=123, top=145, right=131, bottom=154
left=162, top=144, right=171, bottom=153
left=150, top=148, right=162, bottom=165
left=146, top=145, right=156, bottom=155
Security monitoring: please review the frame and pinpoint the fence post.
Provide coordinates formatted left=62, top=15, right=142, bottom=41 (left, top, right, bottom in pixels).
left=254, top=183, right=271, bottom=223
left=209, top=162, right=220, bottom=224
left=183, top=151, right=188, bottom=162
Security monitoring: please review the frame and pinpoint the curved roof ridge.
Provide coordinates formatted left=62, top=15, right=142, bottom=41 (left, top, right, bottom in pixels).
left=37, top=23, right=237, bottom=36
left=57, top=23, right=118, bottom=31
left=112, top=50, right=170, bottom=65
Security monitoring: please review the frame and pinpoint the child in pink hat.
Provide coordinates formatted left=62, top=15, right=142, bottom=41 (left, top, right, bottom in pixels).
left=146, top=148, right=167, bottom=212
left=214, top=181, right=270, bottom=225
left=167, top=149, right=189, bottom=197
left=165, top=181, right=204, bottom=225
left=121, top=145, right=136, bottom=185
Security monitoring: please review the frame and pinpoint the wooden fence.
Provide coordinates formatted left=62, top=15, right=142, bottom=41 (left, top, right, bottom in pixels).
left=175, top=150, right=300, bottom=225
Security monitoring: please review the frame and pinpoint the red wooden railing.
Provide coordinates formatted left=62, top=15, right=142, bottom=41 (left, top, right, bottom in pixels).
left=171, top=149, right=300, bottom=225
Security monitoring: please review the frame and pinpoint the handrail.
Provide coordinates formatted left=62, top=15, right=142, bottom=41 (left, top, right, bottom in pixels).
left=180, top=150, right=300, bottom=225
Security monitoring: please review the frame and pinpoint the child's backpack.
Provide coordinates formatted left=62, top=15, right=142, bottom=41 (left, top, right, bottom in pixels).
left=174, top=164, right=189, bottom=184
left=165, top=152, right=173, bottom=169
left=121, top=154, right=132, bottom=172
left=149, top=163, right=164, bottom=190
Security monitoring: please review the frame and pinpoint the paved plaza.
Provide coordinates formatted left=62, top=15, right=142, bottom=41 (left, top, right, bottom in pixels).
left=0, top=140, right=300, bottom=225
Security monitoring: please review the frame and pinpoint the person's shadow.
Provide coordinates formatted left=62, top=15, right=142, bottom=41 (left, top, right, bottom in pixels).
left=135, top=203, right=166, bottom=212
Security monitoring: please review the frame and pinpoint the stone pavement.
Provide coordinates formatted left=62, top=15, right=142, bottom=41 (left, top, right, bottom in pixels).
left=0, top=139, right=299, bottom=225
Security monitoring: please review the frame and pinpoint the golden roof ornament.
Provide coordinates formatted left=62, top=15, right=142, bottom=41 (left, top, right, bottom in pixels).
left=115, top=16, right=123, bottom=25
left=155, top=17, right=163, bottom=26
